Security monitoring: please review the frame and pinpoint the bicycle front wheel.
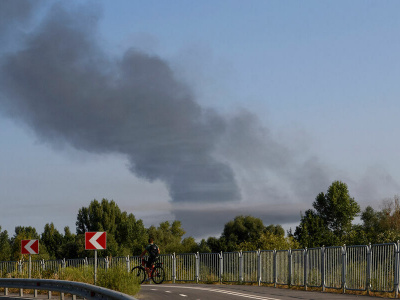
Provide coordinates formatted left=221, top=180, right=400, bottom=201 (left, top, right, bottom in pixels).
left=131, top=266, right=146, bottom=284
left=151, top=266, right=165, bottom=284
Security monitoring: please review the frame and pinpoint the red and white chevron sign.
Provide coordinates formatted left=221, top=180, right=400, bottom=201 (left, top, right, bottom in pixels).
left=21, top=239, right=39, bottom=255
left=85, top=232, right=107, bottom=250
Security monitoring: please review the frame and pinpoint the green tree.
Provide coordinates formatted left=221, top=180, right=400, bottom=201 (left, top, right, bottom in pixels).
left=41, top=223, right=63, bottom=259
left=59, top=226, right=79, bottom=259
left=294, top=181, right=360, bottom=247
left=10, top=226, right=49, bottom=260
left=221, top=215, right=265, bottom=251
left=76, top=199, right=121, bottom=235
left=0, top=227, right=11, bottom=261
left=117, top=212, right=147, bottom=256
left=313, top=181, right=360, bottom=238
left=147, top=221, right=186, bottom=254
left=294, top=209, right=334, bottom=247
left=198, top=239, right=212, bottom=253
left=76, top=199, right=147, bottom=257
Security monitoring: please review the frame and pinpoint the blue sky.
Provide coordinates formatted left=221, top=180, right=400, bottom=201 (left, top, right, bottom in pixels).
left=1, top=0, right=400, bottom=239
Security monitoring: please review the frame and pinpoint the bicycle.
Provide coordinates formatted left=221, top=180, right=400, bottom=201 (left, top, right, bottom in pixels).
left=131, top=258, right=165, bottom=284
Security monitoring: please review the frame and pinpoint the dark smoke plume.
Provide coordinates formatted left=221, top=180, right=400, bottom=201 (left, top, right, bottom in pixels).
left=0, top=3, right=240, bottom=204
left=0, top=2, right=333, bottom=237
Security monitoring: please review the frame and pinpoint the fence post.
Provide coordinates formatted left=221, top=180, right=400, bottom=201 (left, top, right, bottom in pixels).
left=257, top=250, right=260, bottom=285
left=219, top=252, right=223, bottom=283
left=239, top=250, right=243, bottom=283
left=395, top=241, right=399, bottom=299
left=288, top=249, right=292, bottom=288
left=273, top=249, right=277, bottom=288
left=321, top=246, right=325, bottom=292
left=62, top=258, right=66, bottom=269
left=304, top=248, right=308, bottom=291
left=126, top=255, right=130, bottom=273
left=18, top=260, right=22, bottom=274
left=366, top=243, right=371, bottom=296
left=195, top=252, right=199, bottom=283
left=172, top=253, right=176, bottom=284
left=105, top=256, right=109, bottom=271
left=342, top=245, right=346, bottom=294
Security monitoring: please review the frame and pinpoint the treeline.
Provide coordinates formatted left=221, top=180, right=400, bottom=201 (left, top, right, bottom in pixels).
left=0, top=181, right=399, bottom=261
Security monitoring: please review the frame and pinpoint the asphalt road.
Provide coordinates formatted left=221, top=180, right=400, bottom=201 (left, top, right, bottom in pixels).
left=136, top=284, right=389, bottom=300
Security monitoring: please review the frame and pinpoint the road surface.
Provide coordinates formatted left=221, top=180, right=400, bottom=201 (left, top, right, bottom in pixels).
left=136, top=284, right=387, bottom=300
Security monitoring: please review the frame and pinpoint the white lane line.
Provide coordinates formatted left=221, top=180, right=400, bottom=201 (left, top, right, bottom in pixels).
left=165, top=291, right=172, bottom=293
left=179, top=294, right=187, bottom=297
left=148, top=285, right=280, bottom=300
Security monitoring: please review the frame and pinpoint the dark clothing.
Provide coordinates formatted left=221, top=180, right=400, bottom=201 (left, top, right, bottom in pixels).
left=145, top=256, right=156, bottom=268
left=144, top=243, right=159, bottom=268
left=145, top=243, right=159, bottom=258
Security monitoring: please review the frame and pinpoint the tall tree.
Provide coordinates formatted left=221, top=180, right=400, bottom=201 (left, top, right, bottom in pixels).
left=295, top=181, right=360, bottom=247
left=10, top=226, right=49, bottom=260
left=76, top=199, right=121, bottom=235
left=313, top=181, right=360, bottom=238
left=0, top=227, right=11, bottom=261
left=41, top=223, right=63, bottom=259
left=147, top=221, right=186, bottom=254
left=76, top=199, right=147, bottom=257
left=221, top=215, right=265, bottom=251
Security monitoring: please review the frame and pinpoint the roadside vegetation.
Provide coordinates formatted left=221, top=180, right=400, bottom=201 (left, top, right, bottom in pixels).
left=0, top=180, right=399, bottom=263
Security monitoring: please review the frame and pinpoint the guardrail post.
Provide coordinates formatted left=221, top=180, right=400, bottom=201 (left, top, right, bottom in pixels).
left=239, top=251, right=243, bottom=283
left=257, top=249, right=261, bottom=286
left=321, top=246, right=325, bottom=292
left=342, top=245, right=346, bottom=294
left=304, top=248, right=308, bottom=291
left=172, top=253, right=176, bottom=284
left=366, top=243, right=372, bottom=296
left=62, top=258, right=66, bottom=269
left=4, top=288, right=8, bottom=296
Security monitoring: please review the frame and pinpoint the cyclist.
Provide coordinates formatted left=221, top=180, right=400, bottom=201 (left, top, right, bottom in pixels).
left=140, top=238, right=160, bottom=280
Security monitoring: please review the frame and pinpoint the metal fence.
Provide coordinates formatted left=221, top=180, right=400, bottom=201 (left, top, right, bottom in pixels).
left=1, top=242, right=399, bottom=297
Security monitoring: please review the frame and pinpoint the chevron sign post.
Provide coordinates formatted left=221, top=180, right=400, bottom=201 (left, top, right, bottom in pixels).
left=21, top=239, right=39, bottom=278
left=85, top=232, right=107, bottom=285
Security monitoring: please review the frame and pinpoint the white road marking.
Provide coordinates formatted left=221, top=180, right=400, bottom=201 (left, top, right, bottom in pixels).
left=146, top=285, right=281, bottom=300
left=179, top=294, right=187, bottom=297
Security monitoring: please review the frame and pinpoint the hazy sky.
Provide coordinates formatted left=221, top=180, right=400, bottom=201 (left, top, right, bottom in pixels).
left=1, top=0, right=399, bottom=240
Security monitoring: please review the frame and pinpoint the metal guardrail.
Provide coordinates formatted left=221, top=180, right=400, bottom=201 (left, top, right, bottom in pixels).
left=1, top=242, right=399, bottom=297
left=0, top=278, right=138, bottom=300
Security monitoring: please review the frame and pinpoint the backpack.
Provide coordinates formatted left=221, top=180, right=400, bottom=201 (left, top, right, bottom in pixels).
left=148, top=244, right=159, bottom=258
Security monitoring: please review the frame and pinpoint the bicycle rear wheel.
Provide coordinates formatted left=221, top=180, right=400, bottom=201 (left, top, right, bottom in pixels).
left=131, top=266, right=146, bottom=284
left=151, top=266, right=165, bottom=284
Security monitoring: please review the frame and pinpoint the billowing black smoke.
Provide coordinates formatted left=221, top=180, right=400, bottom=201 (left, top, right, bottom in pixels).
left=1, top=2, right=334, bottom=236
left=0, top=2, right=240, bottom=204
